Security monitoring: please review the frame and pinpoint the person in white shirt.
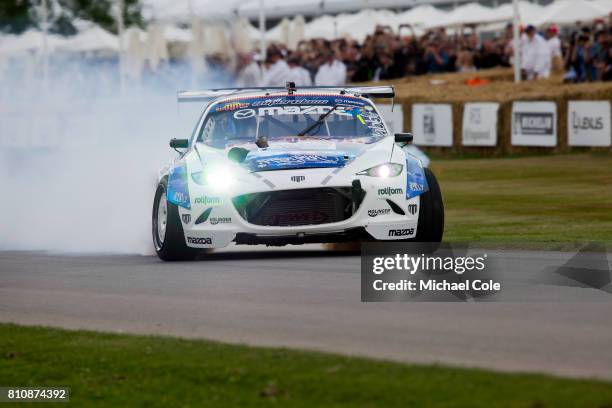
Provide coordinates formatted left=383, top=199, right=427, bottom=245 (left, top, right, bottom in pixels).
left=521, top=25, right=552, bottom=80
left=314, top=51, right=347, bottom=86
left=235, top=53, right=262, bottom=87
left=546, top=25, right=562, bottom=59
left=546, top=25, right=563, bottom=73
left=287, top=56, right=312, bottom=86
left=261, top=49, right=291, bottom=87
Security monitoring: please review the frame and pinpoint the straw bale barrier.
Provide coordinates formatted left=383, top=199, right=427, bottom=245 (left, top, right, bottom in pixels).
left=376, top=69, right=612, bottom=156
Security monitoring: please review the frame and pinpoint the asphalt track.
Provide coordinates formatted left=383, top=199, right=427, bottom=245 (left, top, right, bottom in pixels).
left=1, top=247, right=611, bottom=380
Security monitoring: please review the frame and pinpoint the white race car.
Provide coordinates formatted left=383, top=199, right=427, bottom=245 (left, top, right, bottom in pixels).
left=152, top=84, right=444, bottom=261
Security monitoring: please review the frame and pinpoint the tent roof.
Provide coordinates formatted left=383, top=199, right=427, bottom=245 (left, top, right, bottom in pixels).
left=0, top=30, right=66, bottom=55
left=534, top=0, right=609, bottom=26
left=336, top=9, right=398, bottom=42
left=395, top=5, right=448, bottom=27
left=492, top=1, right=546, bottom=25
left=426, top=2, right=502, bottom=28
left=59, top=26, right=118, bottom=52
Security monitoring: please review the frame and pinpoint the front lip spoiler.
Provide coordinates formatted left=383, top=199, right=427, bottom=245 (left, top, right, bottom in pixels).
left=233, top=227, right=370, bottom=246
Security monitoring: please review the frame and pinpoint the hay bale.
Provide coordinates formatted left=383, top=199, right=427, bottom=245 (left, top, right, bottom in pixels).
left=381, top=69, right=612, bottom=156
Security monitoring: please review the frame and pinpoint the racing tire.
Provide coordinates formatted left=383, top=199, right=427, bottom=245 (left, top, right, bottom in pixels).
left=152, top=178, right=199, bottom=262
left=412, top=168, right=444, bottom=249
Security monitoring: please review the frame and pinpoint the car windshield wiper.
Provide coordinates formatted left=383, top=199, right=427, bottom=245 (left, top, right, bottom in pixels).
left=297, top=104, right=340, bottom=137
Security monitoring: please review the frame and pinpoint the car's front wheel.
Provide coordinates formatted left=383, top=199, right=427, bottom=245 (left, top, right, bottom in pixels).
left=152, top=179, right=199, bottom=261
left=414, top=167, right=445, bottom=245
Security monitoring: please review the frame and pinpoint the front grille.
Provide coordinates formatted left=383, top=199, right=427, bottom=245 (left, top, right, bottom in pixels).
left=233, top=187, right=358, bottom=227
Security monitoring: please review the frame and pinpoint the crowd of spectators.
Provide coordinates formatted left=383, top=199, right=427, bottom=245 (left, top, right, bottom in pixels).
left=235, top=19, right=612, bottom=86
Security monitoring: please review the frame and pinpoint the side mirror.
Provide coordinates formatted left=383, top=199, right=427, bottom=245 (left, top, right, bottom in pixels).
left=394, top=133, right=413, bottom=144
left=169, top=138, right=189, bottom=149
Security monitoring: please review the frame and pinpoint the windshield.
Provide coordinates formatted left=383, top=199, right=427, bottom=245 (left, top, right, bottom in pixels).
left=197, top=95, right=388, bottom=149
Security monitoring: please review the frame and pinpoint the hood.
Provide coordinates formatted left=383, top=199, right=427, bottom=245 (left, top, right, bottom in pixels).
left=232, top=138, right=379, bottom=172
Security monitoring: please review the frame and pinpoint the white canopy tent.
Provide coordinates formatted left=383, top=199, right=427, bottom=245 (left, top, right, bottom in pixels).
left=592, top=0, right=612, bottom=12
left=163, top=25, right=192, bottom=43
left=303, top=15, right=338, bottom=40
left=203, top=24, right=231, bottom=56
left=143, top=0, right=237, bottom=23
left=232, top=17, right=255, bottom=53
left=288, top=15, right=305, bottom=50
left=146, top=24, right=169, bottom=71
left=59, top=26, right=119, bottom=53
left=491, top=1, right=545, bottom=25
left=125, top=28, right=145, bottom=79
left=2, top=0, right=610, bottom=62
left=189, top=18, right=207, bottom=74
left=266, top=17, right=291, bottom=44
left=335, top=9, right=398, bottom=42
left=234, top=0, right=473, bottom=20
left=425, top=3, right=503, bottom=29
left=0, top=29, right=66, bottom=55
left=534, top=0, right=610, bottom=26
left=477, top=1, right=545, bottom=32
left=395, top=5, right=448, bottom=29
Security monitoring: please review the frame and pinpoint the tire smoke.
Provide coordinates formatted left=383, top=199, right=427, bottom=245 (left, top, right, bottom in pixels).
left=0, top=58, right=221, bottom=254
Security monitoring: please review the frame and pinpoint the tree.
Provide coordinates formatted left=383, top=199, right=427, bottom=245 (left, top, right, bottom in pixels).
left=0, top=0, right=144, bottom=36
left=0, top=0, right=36, bottom=34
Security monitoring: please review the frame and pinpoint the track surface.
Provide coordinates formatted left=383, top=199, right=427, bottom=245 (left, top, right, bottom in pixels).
left=1, top=247, right=611, bottom=380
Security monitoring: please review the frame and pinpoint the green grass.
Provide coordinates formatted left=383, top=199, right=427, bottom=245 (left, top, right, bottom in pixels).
left=1, top=324, right=612, bottom=407
left=431, top=154, right=612, bottom=245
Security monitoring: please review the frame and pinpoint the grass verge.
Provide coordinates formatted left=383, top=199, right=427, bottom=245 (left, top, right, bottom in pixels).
left=431, top=153, right=612, bottom=245
left=1, top=323, right=612, bottom=407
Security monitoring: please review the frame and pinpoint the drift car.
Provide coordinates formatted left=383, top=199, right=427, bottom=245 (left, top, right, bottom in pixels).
left=152, top=84, right=444, bottom=261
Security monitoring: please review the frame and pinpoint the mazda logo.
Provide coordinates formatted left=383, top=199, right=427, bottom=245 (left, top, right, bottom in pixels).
left=233, top=109, right=256, bottom=119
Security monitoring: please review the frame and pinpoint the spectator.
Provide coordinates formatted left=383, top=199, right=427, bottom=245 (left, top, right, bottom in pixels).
left=546, top=25, right=563, bottom=73
left=353, top=44, right=377, bottom=82
left=373, top=51, right=396, bottom=80
left=591, top=29, right=610, bottom=81
left=456, top=49, right=476, bottom=72
left=393, top=32, right=421, bottom=77
left=424, top=40, right=449, bottom=74
left=235, top=53, right=262, bottom=87
left=474, top=40, right=505, bottom=70
left=522, top=25, right=552, bottom=80
left=566, top=33, right=590, bottom=83
left=287, top=55, right=312, bottom=86
left=233, top=19, right=610, bottom=86
left=314, top=49, right=347, bottom=86
left=261, top=48, right=291, bottom=87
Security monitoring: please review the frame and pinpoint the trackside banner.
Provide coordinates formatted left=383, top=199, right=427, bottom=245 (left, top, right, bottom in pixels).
left=568, top=101, right=612, bottom=147
left=511, top=101, right=557, bottom=147
left=412, top=104, right=453, bottom=147
left=376, top=104, right=404, bottom=134
left=462, top=102, right=499, bottom=146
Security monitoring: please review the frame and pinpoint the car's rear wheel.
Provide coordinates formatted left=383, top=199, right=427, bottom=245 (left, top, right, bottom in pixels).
left=414, top=167, right=444, bottom=246
left=152, top=179, right=199, bottom=261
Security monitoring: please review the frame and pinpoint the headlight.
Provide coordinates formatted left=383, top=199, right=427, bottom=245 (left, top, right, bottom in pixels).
left=191, top=171, right=206, bottom=185
left=357, top=163, right=403, bottom=178
left=191, top=166, right=235, bottom=191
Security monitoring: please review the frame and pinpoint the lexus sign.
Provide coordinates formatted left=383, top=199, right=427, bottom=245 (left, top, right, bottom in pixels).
left=568, top=101, right=611, bottom=147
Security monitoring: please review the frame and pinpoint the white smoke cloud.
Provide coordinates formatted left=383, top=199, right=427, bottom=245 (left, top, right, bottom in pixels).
left=0, top=57, right=223, bottom=254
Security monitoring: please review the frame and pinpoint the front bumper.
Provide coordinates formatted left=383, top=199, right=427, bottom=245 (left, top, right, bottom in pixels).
left=179, top=167, right=420, bottom=248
